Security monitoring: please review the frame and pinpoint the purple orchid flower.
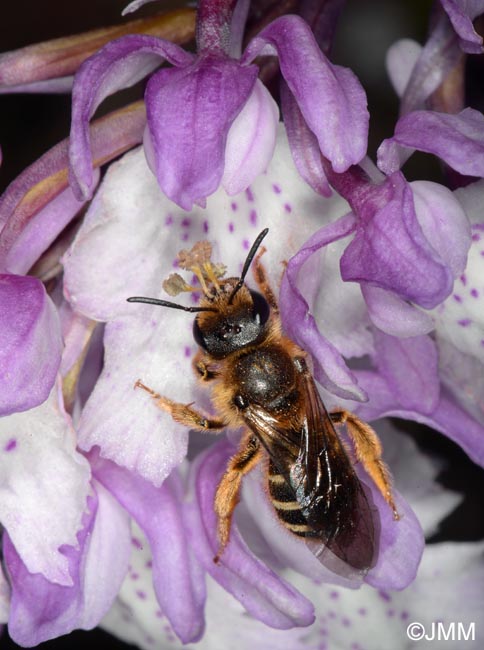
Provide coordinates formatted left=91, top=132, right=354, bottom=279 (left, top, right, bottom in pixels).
left=68, top=1, right=368, bottom=210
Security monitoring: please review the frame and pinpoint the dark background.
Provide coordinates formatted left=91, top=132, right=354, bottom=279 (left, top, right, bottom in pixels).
left=1, top=1, right=483, bottom=649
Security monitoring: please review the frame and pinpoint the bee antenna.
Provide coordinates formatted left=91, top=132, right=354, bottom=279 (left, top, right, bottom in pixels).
left=126, top=297, right=218, bottom=313
left=228, top=227, right=269, bottom=304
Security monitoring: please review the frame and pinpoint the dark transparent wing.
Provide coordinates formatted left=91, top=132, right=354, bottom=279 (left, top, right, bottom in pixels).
left=240, top=375, right=377, bottom=574
left=296, top=370, right=377, bottom=572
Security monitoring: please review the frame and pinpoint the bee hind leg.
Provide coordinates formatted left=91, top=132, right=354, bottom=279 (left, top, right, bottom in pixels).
left=134, top=380, right=226, bottom=431
left=213, top=434, right=263, bottom=563
left=331, top=409, right=400, bottom=520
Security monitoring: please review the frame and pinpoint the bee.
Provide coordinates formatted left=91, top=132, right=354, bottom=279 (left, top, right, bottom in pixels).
left=128, top=228, right=398, bottom=574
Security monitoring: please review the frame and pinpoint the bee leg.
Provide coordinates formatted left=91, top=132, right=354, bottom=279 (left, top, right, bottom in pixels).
left=193, top=350, right=220, bottom=382
left=253, top=247, right=279, bottom=313
left=213, top=434, right=263, bottom=563
left=331, top=410, right=400, bottom=520
left=134, top=380, right=226, bottom=431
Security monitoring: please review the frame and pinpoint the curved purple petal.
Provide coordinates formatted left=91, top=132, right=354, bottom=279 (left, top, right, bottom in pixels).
left=279, top=79, right=332, bottom=197
left=0, top=275, right=62, bottom=415
left=4, top=483, right=130, bottom=646
left=361, top=284, right=435, bottom=337
left=222, top=79, right=279, bottom=196
left=377, top=108, right=484, bottom=177
left=91, top=452, right=206, bottom=644
left=411, top=180, right=471, bottom=276
left=363, top=472, right=424, bottom=591
left=339, top=171, right=453, bottom=309
left=185, top=439, right=315, bottom=630
left=440, top=0, right=484, bottom=53
left=242, top=15, right=369, bottom=171
left=144, top=55, right=258, bottom=209
left=354, top=371, right=484, bottom=468
left=0, top=101, right=146, bottom=271
left=372, top=330, right=440, bottom=414
left=280, top=212, right=368, bottom=402
left=69, top=34, right=193, bottom=200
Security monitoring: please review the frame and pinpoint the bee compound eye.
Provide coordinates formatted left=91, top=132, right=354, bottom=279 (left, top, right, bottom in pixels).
left=250, top=290, right=270, bottom=325
left=193, top=317, right=208, bottom=350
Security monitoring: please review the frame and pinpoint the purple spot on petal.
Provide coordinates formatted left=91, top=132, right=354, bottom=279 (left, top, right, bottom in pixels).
left=480, top=251, right=484, bottom=256
left=480, top=339, right=484, bottom=346
left=387, top=609, right=395, bottom=618
left=341, top=617, right=351, bottom=627
left=453, top=294, right=462, bottom=303
left=460, top=273, right=467, bottom=285
left=458, top=318, right=472, bottom=327
left=245, top=187, right=254, bottom=202
left=328, top=610, right=336, bottom=619
left=242, top=239, right=250, bottom=250
left=165, top=215, right=173, bottom=226
left=357, top=608, right=367, bottom=616
left=181, top=217, right=191, bottom=228
left=329, top=591, right=339, bottom=600
left=131, top=537, right=143, bottom=550
left=228, top=222, right=235, bottom=233
left=130, top=572, right=139, bottom=581
left=401, top=611, right=409, bottom=621
left=146, top=560, right=153, bottom=569
left=191, top=291, right=201, bottom=304
left=184, top=346, right=192, bottom=358
left=136, top=590, right=147, bottom=600
left=472, top=233, right=481, bottom=241
left=471, top=288, right=479, bottom=298
left=156, top=610, right=163, bottom=619
left=181, top=232, right=189, bottom=241
left=320, top=628, right=328, bottom=637
left=249, top=209, right=257, bottom=226
left=351, top=644, right=361, bottom=650
left=4, top=439, right=17, bottom=452
left=231, top=202, right=238, bottom=212
left=203, top=220, right=209, bottom=233
left=272, top=183, right=281, bottom=194
left=473, top=223, right=484, bottom=231
left=284, top=203, right=292, bottom=213
left=378, top=589, right=391, bottom=602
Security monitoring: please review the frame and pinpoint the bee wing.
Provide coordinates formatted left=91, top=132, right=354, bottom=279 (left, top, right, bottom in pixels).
left=241, top=373, right=377, bottom=574
left=295, top=370, right=377, bottom=573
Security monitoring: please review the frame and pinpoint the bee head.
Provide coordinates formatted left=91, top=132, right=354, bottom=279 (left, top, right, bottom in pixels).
left=193, top=281, right=270, bottom=358
left=127, top=228, right=271, bottom=358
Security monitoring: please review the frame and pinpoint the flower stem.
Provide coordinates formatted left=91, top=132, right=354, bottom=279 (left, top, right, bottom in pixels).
left=196, top=0, right=239, bottom=53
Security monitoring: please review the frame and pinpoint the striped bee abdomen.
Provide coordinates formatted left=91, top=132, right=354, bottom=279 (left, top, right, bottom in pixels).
left=267, top=460, right=312, bottom=537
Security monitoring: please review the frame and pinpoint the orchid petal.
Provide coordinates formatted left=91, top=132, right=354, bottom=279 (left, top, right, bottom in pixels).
left=0, top=386, right=91, bottom=584
left=377, top=108, right=484, bottom=177
left=340, top=172, right=453, bottom=309
left=222, top=79, right=279, bottom=196
left=69, top=35, right=193, bottom=200
left=0, top=275, right=62, bottom=415
left=279, top=80, right=332, bottom=197
left=0, top=10, right=195, bottom=88
left=385, top=38, right=422, bottom=98
left=242, top=15, right=369, bottom=171
left=0, top=563, right=10, bottom=624
left=353, top=371, right=484, bottom=467
left=373, top=330, right=440, bottom=414
left=144, top=56, right=258, bottom=209
left=5, top=482, right=130, bottom=646
left=185, top=440, right=315, bottom=629
left=0, top=101, right=146, bottom=270
left=280, top=212, right=369, bottom=402
left=411, top=180, right=471, bottom=276
left=63, top=127, right=347, bottom=482
left=440, top=0, right=484, bottom=53
left=91, top=452, right=206, bottom=644
left=361, top=284, right=435, bottom=337
left=430, top=223, right=484, bottom=363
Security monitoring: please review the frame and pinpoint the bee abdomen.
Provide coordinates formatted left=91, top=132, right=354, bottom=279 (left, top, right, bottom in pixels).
left=268, top=462, right=311, bottom=537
